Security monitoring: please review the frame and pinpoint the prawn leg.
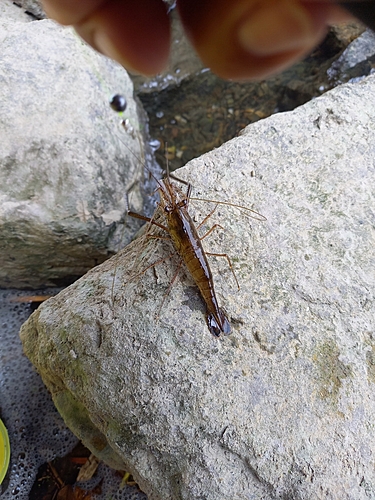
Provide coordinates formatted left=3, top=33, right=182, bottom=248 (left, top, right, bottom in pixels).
left=200, top=224, right=225, bottom=240
left=130, top=251, right=176, bottom=282
left=196, top=203, right=218, bottom=230
left=112, top=251, right=175, bottom=304
left=155, top=259, right=184, bottom=319
left=146, top=234, right=171, bottom=241
left=111, top=193, right=169, bottom=304
left=196, top=205, right=225, bottom=242
left=125, top=187, right=169, bottom=232
left=205, top=252, right=240, bottom=290
left=196, top=205, right=240, bottom=290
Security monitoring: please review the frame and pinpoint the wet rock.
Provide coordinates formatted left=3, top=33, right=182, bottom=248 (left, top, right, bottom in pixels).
left=0, top=0, right=37, bottom=22
left=331, top=21, right=365, bottom=46
left=328, top=29, right=375, bottom=84
left=10, top=0, right=45, bottom=20
left=0, top=18, right=147, bottom=288
left=20, top=75, right=375, bottom=499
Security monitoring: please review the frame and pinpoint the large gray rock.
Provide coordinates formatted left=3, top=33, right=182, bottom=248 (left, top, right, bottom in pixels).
left=328, top=28, right=375, bottom=84
left=0, top=18, right=147, bottom=288
left=0, top=0, right=36, bottom=22
left=10, top=0, right=45, bottom=20
left=20, top=75, right=375, bottom=499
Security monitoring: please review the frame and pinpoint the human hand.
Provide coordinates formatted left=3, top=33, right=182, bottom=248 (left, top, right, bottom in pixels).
left=41, top=0, right=351, bottom=80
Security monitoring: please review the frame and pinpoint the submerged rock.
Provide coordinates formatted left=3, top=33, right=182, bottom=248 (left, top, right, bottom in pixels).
left=21, top=75, right=375, bottom=499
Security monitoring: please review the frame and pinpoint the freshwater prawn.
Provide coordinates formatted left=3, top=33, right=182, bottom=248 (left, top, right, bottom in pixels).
left=110, top=95, right=266, bottom=337
left=124, top=148, right=266, bottom=337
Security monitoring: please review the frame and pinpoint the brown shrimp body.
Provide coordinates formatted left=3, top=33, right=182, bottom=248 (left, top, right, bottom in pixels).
left=158, top=178, right=230, bottom=336
left=112, top=107, right=264, bottom=337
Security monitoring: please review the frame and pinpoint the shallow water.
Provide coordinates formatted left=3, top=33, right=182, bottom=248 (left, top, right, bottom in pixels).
left=140, top=29, right=368, bottom=172
left=0, top=289, right=148, bottom=500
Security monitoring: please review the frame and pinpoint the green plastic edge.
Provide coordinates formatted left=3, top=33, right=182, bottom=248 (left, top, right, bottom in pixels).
left=0, top=418, right=10, bottom=485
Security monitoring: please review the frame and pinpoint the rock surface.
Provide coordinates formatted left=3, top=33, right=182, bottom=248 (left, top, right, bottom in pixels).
left=20, top=75, right=375, bottom=499
left=0, top=17, right=146, bottom=288
left=0, top=0, right=36, bottom=22
left=10, top=0, right=45, bottom=20
left=328, top=28, right=375, bottom=84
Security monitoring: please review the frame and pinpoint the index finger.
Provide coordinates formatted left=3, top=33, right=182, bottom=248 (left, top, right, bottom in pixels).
left=41, top=0, right=171, bottom=75
left=41, top=0, right=105, bottom=25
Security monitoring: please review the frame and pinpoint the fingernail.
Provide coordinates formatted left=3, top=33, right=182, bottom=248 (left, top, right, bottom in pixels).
left=237, top=2, right=314, bottom=56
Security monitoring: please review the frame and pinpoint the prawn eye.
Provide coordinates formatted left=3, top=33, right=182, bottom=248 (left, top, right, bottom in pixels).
left=178, top=199, right=188, bottom=209
left=165, top=205, right=173, bottom=213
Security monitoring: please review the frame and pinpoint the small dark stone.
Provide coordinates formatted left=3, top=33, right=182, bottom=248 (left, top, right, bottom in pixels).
left=110, top=94, right=127, bottom=112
